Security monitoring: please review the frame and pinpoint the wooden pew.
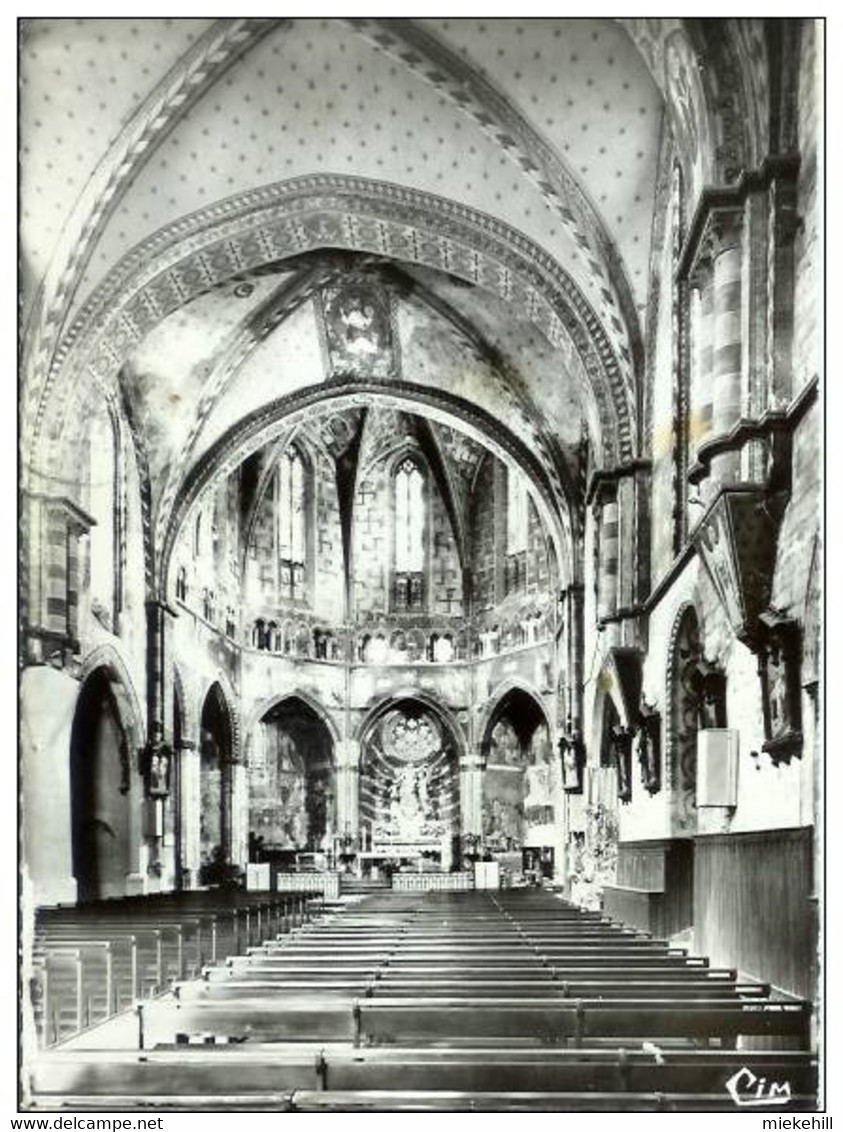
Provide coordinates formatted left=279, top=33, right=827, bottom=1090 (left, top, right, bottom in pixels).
left=136, top=993, right=812, bottom=1049
left=31, top=890, right=308, bottom=1046
left=175, top=977, right=770, bottom=1002
left=286, top=1089, right=819, bottom=1113
left=28, top=1046, right=818, bottom=1106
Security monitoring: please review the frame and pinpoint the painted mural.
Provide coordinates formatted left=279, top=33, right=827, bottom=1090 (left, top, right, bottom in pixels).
left=483, top=719, right=525, bottom=850
left=360, top=703, right=459, bottom=849
left=199, top=731, right=224, bottom=870
left=321, top=281, right=395, bottom=380
left=248, top=711, right=334, bottom=851
left=483, top=720, right=556, bottom=851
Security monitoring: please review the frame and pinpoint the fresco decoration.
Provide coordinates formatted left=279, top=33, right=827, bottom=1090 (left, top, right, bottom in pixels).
left=320, top=280, right=396, bottom=381
left=199, top=731, right=224, bottom=870
left=664, top=30, right=710, bottom=197
left=360, top=702, right=459, bottom=849
left=569, top=801, right=619, bottom=911
left=248, top=717, right=334, bottom=851
left=523, top=724, right=556, bottom=828
left=484, top=720, right=556, bottom=850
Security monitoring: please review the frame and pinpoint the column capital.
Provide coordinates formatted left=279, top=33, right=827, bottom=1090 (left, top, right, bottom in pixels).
left=701, top=205, right=743, bottom=260
left=335, top=739, right=361, bottom=767
left=460, top=756, right=486, bottom=771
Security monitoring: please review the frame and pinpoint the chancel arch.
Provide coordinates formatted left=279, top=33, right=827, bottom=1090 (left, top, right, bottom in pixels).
left=161, top=385, right=577, bottom=612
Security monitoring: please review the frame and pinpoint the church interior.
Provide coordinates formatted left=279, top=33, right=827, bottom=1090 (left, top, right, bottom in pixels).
left=19, top=17, right=823, bottom=1112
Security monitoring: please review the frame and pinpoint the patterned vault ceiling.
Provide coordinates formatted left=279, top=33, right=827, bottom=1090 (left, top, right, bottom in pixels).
left=21, top=16, right=672, bottom=533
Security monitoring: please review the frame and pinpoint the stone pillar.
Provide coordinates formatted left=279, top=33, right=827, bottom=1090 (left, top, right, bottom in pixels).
left=145, top=599, right=175, bottom=751
left=459, top=755, right=485, bottom=842
left=177, top=739, right=200, bottom=887
left=594, top=490, right=619, bottom=627
left=689, top=258, right=715, bottom=477
left=142, top=599, right=177, bottom=878
left=335, top=740, right=360, bottom=841
left=565, top=584, right=585, bottom=736
left=709, top=209, right=744, bottom=484
left=229, top=761, right=249, bottom=867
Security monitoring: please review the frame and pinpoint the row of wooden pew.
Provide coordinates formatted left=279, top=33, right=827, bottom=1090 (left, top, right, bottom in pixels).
left=31, top=891, right=318, bottom=1047
left=28, top=888, right=818, bottom=1111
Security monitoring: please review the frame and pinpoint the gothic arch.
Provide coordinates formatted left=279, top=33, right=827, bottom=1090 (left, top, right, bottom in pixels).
left=244, top=690, right=342, bottom=751
left=172, top=664, right=199, bottom=745
left=198, top=675, right=241, bottom=764
left=77, top=644, right=145, bottom=750
left=159, top=383, right=576, bottom=607
left=29, top=176, right=637, bottom=496
left=477, top=679, right=552, bottom=753
left=355, top=689, right=467, bottom=762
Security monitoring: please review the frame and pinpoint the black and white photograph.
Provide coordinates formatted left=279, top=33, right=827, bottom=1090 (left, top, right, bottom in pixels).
left=16, top=13, right=831, bottom=1116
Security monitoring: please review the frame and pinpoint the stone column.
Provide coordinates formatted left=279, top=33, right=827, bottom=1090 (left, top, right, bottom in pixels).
left=142, top=599, right=177, bottom=880
left=229, top=761, right=249, bottom=867
left=176, top=739, right=201, bottom=888
left=334, top=740, right=360, bottom=841
left=145, top=599, right=177, bottom=751
left=709, top=209, right=744, bottom=484
left=594, top=491, right=619, bottom=625
left=687, top=251, right=716, bottom=502
left=459, top=755, right=485, bottom=842
left=565, top=584, right=585, bottom=736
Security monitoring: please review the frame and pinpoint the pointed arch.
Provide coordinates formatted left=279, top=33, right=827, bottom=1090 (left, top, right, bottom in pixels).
left=77, top=644, right=145, bottom=749
left=477, top=679, right=552, bottom=755
left=244, top=690, right=342, bottom=750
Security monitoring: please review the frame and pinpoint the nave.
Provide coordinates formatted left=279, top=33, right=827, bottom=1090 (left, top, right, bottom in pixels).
left=28, top=889, right=817, bottom=1112
left=19, top=16, right=823, bottom=1114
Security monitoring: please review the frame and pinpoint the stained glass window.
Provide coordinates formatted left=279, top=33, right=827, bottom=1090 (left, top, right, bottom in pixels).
left=278, top=446, right=306, bottom=602
left=394, top=457, right=425, bottom=610
left=395, top=458, right=424, bottom=572
left=506, top=468, right=529, bottom=555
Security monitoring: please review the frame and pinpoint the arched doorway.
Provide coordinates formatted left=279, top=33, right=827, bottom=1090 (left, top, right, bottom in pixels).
left=69, top=668, right=133, bottom=902
left=481, top=688, right=555, bottom=873
left=199, top=683, right=233, bottom=883
left=359, top=699, right=460, bottom=870
left=247, top=698, right=335, bottom=862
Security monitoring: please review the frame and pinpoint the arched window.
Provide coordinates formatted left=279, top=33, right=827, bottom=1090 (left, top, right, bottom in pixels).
left=277, top=446, right=306, bottom=603
left=176, top=566, right=188, bottom=603
left=505, top=468, right=528, bottom=595
left=394, top=457, right=425, bottom=610
left=506, top=468, right=529, bottom=555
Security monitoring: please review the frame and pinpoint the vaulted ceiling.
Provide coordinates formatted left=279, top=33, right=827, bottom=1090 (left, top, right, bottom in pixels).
left=23, top=17, right=720, bottom=596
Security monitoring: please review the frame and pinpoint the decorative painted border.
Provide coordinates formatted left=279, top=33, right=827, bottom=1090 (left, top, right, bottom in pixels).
left=27, top=175, right=638, bottom=491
